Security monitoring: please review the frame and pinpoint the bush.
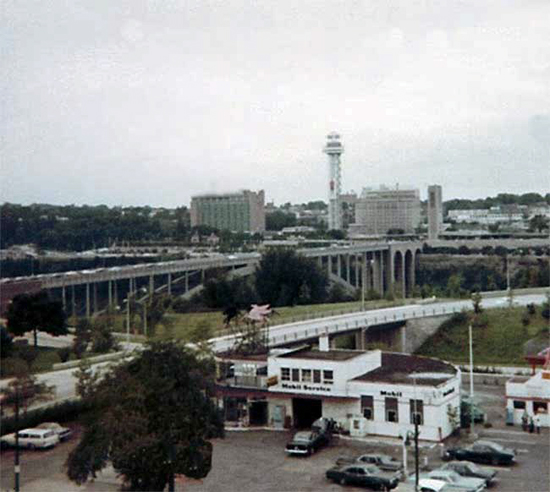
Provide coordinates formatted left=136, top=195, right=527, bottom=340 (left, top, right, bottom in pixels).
left=58, top=346, right=72, bottom=363
left=31, top=351, right=62, bottom=372
left=527, top=303, right=537, bottom=316
left=521, top=312, right=531, bottom=327
left=1, top=399, right=90, bottom=435
left=0, top=357, right=29, bottom=378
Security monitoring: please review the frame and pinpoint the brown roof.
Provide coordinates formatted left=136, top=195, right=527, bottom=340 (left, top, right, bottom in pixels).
left=278, top=348, right=364, bottom=361
left=353, top=352, right=457, bottom=386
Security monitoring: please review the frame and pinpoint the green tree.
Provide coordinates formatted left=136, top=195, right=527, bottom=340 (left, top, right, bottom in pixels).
left=471, top=291, right=483, bottom=315
left=66, top=341, right=224, bottom=491
left=6, top=291, right=67, bottom=348
left=529, top=214, right=550, bottom=233
left=446, top=274, right=464, bottom=298
left=0, top=325, right=13, bottom=359
left=1, top=369, right=54, bottom=415
left=255, top=249, right=328, bottom=306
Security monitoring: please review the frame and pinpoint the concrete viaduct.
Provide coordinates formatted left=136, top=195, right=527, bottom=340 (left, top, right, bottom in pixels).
left=0, top=242, right=422, bottom=318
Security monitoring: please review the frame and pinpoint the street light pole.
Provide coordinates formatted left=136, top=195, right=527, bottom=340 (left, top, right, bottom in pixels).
left=361, top=257, right=366, bottom=311
left=14, top=385, right=20, bottom=492
left=469, top=323, right=475, bottom=437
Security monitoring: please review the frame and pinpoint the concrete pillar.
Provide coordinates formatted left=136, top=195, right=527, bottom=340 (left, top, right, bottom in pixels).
left=108, top=280, right=112, bottom=308
left=337, top=255, right=342, bottom=278
left=62, top=286, right=66, bottom=312
left=346, top=254, right=351, bottom=283
left=185, top=272, right=189, bottom=293
left=386, top=251, right=394, bottom=297
left=401, top=324, right=407, bottom=353
left=114, top=280, right=118, bottom=306
left=364, top=253, right=370, bottom=293
left=149, top=275, right=154, bottom=300
left=379, top=251, right=385, bottom=296
left=327, top=255, right=332, bottom=276
left=167, top=273, right=172, bottom=295
left=355, top=327, right=366, bottom=350
left=71, top=285, right=76, bottom=318
left=372, top=254, right=380, bottom=295
left=401, top=256, right=406, bottom=299
left=86, top=283, right=90, bottom=319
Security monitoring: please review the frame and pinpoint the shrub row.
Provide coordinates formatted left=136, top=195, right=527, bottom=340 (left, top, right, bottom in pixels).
left=1, top=398, right=90, bottom=436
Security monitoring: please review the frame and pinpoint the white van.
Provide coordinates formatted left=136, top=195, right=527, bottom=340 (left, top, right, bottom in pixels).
left=0, top=428, right=60, bottom=449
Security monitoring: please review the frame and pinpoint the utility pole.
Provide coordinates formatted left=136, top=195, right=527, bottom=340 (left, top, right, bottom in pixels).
left=413, top=375, right=419, bottom=492
left=361, top=257, right=366, bottom=311
left=469, top=324, right=475, bottom=437
left=14, top=385, right=20, bottom=492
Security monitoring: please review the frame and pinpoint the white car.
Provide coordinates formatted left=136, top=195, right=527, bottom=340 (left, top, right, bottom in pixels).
left=0, top=428, right=59, bottom=449
left=36, top=422, right=73, bottom=441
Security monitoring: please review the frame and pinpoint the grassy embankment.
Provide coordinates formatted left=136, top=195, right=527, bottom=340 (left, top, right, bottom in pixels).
left=112, top=298, right=419, bottom=341
left=416, top=306, right=549, bottom=366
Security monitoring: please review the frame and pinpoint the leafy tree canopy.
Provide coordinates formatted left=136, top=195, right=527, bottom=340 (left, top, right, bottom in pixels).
left=66, top=341, right=224, bottom=491
left=255, top=249, right=328, bottom=306
left=6, top=291, right=67, bottom=348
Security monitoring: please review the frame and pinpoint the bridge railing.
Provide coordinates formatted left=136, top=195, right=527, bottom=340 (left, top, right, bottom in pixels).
left=263, top=303, right=464, bottom=347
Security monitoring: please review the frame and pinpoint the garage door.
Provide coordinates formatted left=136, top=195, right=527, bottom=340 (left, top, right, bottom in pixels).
left=292, top=398, right=322, bottom=428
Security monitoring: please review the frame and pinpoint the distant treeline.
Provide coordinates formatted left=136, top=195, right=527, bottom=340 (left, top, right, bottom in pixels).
left=444, top=192, right=550, bottom=211
left=1, top=203, right=191, bottom=251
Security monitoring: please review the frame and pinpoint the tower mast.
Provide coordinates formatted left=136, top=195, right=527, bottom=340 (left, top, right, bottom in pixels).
left=323, top=132, right=344, bottom=230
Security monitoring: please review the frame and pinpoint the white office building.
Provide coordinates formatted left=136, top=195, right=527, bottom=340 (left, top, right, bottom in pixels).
left=216, top=340, right=461, bottom=442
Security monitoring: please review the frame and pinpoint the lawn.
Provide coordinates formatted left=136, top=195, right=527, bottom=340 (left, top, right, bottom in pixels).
left=415, top=306, right=550, bottom=366
left=113, top=298, right=418, bottom=341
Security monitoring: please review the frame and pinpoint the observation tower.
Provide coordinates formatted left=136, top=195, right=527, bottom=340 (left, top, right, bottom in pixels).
left=323, top=132, right=344, bottom=230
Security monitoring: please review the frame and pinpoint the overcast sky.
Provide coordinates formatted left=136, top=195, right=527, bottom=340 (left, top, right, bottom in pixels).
left=2, top=1, right=549, bottom=207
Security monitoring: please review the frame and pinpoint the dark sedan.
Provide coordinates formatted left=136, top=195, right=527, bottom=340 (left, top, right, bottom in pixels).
left=441, top=461, right=497, bottom=486
left=444, top=440, right=515, bottom=466
left=326, top=464, right=400, bottom=490
left=285, top=430, right=328, bottom=456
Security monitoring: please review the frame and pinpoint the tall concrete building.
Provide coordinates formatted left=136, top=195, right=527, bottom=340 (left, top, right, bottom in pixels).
left=190, top=190, right=265, bottom=233
left=350, top=186, right=421, bottom=235
left=427, top=185, right=443, bottom=240
left=323, top=132, right=344, bottom=230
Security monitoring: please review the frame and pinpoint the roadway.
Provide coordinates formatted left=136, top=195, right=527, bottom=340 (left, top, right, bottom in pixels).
left=208, top=293, right=548, bottom=352
left=4, top=292, right=545, bottom=406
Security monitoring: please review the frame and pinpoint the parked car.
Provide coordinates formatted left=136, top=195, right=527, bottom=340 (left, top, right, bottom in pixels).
left=443, top=440, right=516, bottom=466
left=396, top=478, right=448, bottom=492
left=36, top=422, right=72, bottom=441
left=0, top=428, right=59, bottom=450
left=285, top=418, right=333, bottom=456
left=425, top=470, right=486, bottom=492
left=460, top=398, right=486, bottom=427
left=326, top=464, right=400, bottom=490
left=336, top=453, right=403, bottom=473
left=440, top=461, right=497, bottom=487
left=407, top=472, right=482, bottom=492
left=285, top=430, right=328, bottom=456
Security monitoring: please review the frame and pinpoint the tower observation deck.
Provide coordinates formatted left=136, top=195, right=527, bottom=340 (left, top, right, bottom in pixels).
left=323, top=132, right=344, bottom=230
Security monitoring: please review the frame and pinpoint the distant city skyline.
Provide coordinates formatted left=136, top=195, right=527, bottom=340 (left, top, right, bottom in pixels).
left=2, top=1, right=549, bottom=208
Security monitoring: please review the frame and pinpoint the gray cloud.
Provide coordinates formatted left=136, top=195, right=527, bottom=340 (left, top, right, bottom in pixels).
left=2, top=1, right=549, bottom=206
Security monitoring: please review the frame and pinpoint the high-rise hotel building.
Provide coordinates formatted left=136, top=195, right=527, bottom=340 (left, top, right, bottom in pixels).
left=190, top=190, right=266, bottom=233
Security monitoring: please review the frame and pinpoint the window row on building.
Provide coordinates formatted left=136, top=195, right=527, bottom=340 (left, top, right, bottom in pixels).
left=280, top=367, right=333, bottom=384
left=360, top=396, right=424, bottom=424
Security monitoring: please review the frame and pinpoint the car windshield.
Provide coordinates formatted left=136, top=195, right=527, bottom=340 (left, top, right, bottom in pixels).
left=466, top=463, right=480, bottom=473
left=293, top=432, right=312, bottom=442
left=364, top=466, right=378, bottom=474
left=379, top=456, right=394, bottom=464
left=480, top=441, right=504, bottom=451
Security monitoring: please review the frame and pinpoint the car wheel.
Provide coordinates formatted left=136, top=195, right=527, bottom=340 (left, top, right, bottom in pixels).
left=28, top=444, right=36, bottom=450
left=340, top=477, right=347, bottom=486
left=491, top=457, right=499, bottom=466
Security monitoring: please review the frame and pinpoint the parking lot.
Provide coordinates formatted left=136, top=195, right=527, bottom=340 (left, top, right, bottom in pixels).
left=1, top=382, right=549, bottom=491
